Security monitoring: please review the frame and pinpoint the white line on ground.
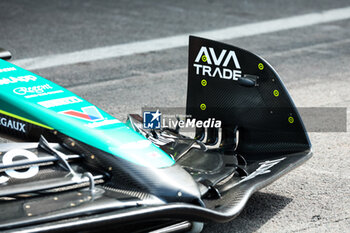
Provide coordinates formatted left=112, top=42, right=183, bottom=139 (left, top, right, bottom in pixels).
left=13, top=6, right=350, bottom=70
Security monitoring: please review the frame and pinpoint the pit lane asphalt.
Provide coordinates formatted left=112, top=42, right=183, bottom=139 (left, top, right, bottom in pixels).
left=0, top=1, right=349, bottom=232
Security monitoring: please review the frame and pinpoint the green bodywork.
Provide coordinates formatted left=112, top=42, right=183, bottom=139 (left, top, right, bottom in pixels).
left=0, top=59, right=174, bottom=168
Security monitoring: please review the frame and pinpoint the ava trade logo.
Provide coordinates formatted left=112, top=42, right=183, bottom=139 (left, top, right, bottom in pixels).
left=60, top=106, right=104, bottom=122
left=193, top=46, right=242, bottom=81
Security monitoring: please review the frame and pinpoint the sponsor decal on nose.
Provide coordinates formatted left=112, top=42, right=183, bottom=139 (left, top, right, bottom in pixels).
left=61, top=106, right=104, bottom=121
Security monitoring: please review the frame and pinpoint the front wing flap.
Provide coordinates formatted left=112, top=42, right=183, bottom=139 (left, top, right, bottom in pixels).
left=0, top=143, right=310, bottom=233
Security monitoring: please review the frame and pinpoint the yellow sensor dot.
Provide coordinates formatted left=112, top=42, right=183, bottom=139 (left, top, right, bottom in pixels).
left=201, top=79, right=207, bottom=86
left=258, top=63, right=264, bottom=70
left=202, top=55, right=207, bottom=62
left=288, top=116, right=294, bottom=124
left=273, top=90, right=279, bottom=97
left=200, top=104, right=206, bottom=110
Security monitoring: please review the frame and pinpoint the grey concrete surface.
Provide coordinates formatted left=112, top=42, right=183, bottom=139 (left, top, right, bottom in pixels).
left=1, top=0, right=350, bottom=58
left=0, top=1, right=349, bottom=232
